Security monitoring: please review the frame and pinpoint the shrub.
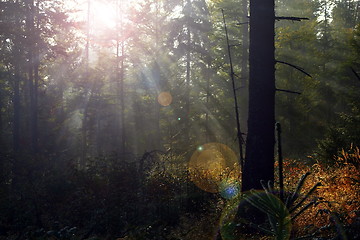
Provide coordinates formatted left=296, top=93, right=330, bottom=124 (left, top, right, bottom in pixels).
left=278, top=152, right=360, bottom=238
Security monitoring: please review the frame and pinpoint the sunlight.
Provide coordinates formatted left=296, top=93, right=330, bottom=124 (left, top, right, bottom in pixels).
left=65, top=0, right=134, bottom=61
left=91, top=0, right=117, bottom=29
left=66, top=0, right=128, bottom=32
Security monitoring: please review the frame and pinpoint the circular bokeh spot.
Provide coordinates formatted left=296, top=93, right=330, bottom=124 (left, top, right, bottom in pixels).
left=220, top=190, right=291, bottom=240
left=188, top=143, right=240, bottom=193
left=157, top=92, right=172, bottom=106
left=219, top=179, right=241, bottom=199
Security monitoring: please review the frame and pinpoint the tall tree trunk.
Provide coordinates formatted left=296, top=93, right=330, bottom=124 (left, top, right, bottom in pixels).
left=205, top=65, right=210, bottom=143
left=26, top=0, right=38, bottom=154
left=242, top=0, right=275, bottom=192
left=120, top=41, right=125, bottom=154
left=0, top=93, right=2, bottom=150
left=240, top=0, right=249, bottom=88
left=32, top=51, right=39, bottom=154
left=81, top=0, right=91, bottom=164
left=13, top=35, right=21, bottom=153
left=24, top=0, right=39, bottom=154
left=32, top=0, right=39, bottom=154
left=115, top=0, right=126, bottom=155
left=114, top=0, right=120, bottom=154
left=239, top=0, right=249, bottom=134
left=183, top=1, right=192, bottom=211
left=13, top=0, right=22, bottom=153
left=153, top=62, right=162, bottom=150
left=11, top=0, right=24, bottom=197
left=154, top=0, right=162, bottom=150
left=185, top=16, right=191, bottom=143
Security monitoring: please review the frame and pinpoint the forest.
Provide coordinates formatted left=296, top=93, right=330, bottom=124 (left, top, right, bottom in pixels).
left=0, top=0, right=360, bottom=239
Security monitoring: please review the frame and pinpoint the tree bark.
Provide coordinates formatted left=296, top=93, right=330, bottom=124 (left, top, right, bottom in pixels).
left=242, top=0, right=275, bottom=192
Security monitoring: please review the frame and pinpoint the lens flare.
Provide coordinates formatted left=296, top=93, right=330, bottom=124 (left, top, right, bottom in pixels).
left=188, top=143, right=240, bottom=193
left=219, top=179, right=240, bottom=199
left=157, top=92, right=172, bottom=106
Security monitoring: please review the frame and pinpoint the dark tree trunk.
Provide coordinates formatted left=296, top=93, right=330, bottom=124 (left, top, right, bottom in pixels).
left=116, top=0, right=126, bottom=154
left=240, top=0, right=249, bottom=89
left=13, top=0, right=22, bottom=153
left=25, top=0, right=38, bottom=154
left=26, top=0, right=34, bottom=153
left=185, top=23, right=191, bottom=142
left=33, top=50, right=39, bottom=154
left=242, top=0, right=275, bottom=192
left=120, top=41, right=126, bottom=154
left=33, top=0, right=39, bottom=154
left=81, top=0, right=90, bottom=164
left=13, top=40, right=21, bottom=153
left=239, top=0, right=249, bottom=136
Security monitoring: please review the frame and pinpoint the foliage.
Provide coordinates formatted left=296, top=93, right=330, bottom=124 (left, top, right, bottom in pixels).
left=0, top=151, right=225, bottom=239
left=238, top=173, right=320, bottom=239
left=316, top=108, right=360, bottom=163
left=277, top=156, right=360, bottom=239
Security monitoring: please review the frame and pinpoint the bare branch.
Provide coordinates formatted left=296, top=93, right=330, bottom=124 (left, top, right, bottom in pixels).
left=237, top=21, right=249, bottom=25
left=276, top=16, right=310, bottom=21
left=351, top=67, right=360, bottom=81
left=233, top=73, right=240, bottom=79
left=276, top=88, right=302, bottom=95
left=222, top=9, right=245, bottom=167
left=276, top=60, right=312, bottom=78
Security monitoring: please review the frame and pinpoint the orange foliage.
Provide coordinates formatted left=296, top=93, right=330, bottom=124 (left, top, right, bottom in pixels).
left=277, top=149, right=360, bottom=236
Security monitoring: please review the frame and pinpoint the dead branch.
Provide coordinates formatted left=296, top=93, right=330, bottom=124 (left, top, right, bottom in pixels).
left=276, top=60, right=312, bottom=78
left=351, top=67, right=360, bottom=81
left=237, top=21, right=249, bottom=25
left=276, top=88, right=302, bottom=95
left=276, top=16, right=310, bottom=21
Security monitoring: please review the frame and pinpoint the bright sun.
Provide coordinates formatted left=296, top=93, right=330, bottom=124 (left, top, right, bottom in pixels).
left=67, top=0, right=126, bottom=31
left=91, top=0, right=117, bottom=29
left=66, top=0, right=133, bottom=47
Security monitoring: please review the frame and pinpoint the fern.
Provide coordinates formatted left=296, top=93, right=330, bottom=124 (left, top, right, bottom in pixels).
left=242, top=172, right=321, bottom=239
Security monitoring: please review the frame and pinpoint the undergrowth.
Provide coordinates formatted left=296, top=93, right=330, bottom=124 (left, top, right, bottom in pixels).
left=277, top=145, right=360, bottom=238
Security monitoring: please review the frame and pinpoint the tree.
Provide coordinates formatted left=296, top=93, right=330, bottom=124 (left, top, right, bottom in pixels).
left=274, top=0, right=320, bottom=157
left=0, top=0, right=25, bottom=154
left=241, top=0, right=275, bottom=191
